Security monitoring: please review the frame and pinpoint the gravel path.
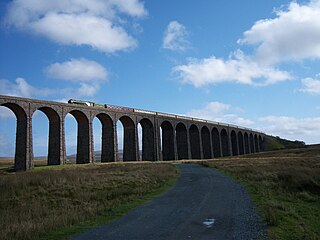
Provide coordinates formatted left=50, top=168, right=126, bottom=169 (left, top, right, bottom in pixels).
left=71, top=164, right=267, bottom=240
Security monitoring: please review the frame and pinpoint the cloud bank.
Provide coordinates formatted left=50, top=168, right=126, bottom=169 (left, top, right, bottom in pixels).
left=5, top=0, right=147, bottom=53
left=174, top=0, right=320, bottom=88
left=187, top=102, right=320, bottom=144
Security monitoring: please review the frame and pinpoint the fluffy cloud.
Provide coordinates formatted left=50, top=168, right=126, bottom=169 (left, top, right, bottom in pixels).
left=300, top=77, right=320, bottom=94
left=186, top=102, right=254, bottom=127
left=0, top=76, right=103, bottom=104
left=4, top=0, right=147, bottom=53
left=45, top=58, right=108, bottom=82
left=174, top=1, right=320, bottom=87
left=0, top=77, right=53, bottom=98
left=259, top=116, right=320, bottom=144
left=174, top=50, right=291, bottom=87
left=163, top=21, right=189, bottom=52
left=239, top=1, right=320, bottom=65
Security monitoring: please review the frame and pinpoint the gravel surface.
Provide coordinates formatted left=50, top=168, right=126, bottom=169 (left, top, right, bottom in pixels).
left=71, top=164, right=267, bottom=240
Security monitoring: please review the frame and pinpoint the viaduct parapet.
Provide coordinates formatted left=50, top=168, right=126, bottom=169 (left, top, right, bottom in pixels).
left=0, top=95, right=265, bottom=171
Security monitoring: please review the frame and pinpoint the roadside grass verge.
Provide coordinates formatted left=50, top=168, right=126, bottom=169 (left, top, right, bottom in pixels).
left=197, top=146, right=320, bottom=240
left=0, top=162, right=179, bottom=240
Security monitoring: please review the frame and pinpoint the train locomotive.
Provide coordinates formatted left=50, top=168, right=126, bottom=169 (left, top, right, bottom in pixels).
left=68, top=99, right=134, bottom=112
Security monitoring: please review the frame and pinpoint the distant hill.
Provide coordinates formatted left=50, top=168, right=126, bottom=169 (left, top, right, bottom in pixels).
left=263, top=136, right=306, bottom=151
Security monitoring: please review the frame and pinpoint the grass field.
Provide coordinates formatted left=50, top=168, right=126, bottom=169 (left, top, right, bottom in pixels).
left=0, top=162, right=179, bottom=240
left=197, top=145, right=320, bottom=240
left=1, top=144, right=319, bottom=240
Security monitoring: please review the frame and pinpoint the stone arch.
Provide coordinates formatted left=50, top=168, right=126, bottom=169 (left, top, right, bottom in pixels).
left=189, top=124, right=201, bottom=159
left=244, top=132, right=250, bottom=154
left=1, top=103, right=28, bottom=171
left=259, top=135, right=263, bottom=151
left=139, top=118, right=155, bottom=161
left=95, top=113, right=114, bottom=162
left=35, top=107, right=61, bottom=165
left=201, top=126, right=211, bottom=159
left=249, top=133, right=255, bottom=153
left=254, top=134, right=259, bottom=152
left=237, top=131, right=244, bottom=155
left=211, top=127, right=221, bottom=158
left=231, top=130, right=238, bottom=156
left=221, top=129, right=229, bottom=157
left=176, top=122, right=188, bottom=160
left=119, top=116, right=137, bottom=161
left=160, top=121, right=174, bottom=161
left=68, top=110, right=90, bottom=164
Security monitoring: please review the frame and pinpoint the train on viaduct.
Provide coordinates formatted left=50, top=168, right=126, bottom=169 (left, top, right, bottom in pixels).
left=0, top=95, right=265, bottom=171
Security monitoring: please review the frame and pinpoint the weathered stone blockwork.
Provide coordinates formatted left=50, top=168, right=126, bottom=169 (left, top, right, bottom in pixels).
left=0, top=95, right=265, bottom=171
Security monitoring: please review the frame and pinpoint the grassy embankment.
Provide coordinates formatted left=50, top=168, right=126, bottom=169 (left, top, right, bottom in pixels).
left=0, top=162, right=179, bottom=240
left=198, top=140, right=320, bottom=240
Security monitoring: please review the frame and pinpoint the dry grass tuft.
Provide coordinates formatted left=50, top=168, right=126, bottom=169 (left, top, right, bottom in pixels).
left=0, top=162, right=178, bottom=240
left=199, top=145, right=320, bottom=240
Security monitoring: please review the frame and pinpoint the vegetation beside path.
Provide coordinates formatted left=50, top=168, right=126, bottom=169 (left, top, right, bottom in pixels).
left=198, top=145, right=320, bottom=240
left=0, top=162, right=179, bottom=240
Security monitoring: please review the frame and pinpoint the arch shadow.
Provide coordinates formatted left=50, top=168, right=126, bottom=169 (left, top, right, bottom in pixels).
left=176, top=122, right=188, bottom=160
left=161, top=121, right=174, bottom=161
left=119, top=116, right=137, bottom=161
left=201, top=126, right=211, bottom=159
left=139, top=118, right=155, bottom=161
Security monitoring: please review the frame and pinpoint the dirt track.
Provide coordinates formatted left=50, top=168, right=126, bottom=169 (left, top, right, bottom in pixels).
left=72, top=164, right=267, bottom=240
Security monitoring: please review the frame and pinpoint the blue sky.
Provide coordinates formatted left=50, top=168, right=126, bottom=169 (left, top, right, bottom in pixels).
left=1, top=0, right=320, bottom=156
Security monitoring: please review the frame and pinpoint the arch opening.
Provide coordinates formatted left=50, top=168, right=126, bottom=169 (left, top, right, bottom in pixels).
left=139, top=118, right=155, bottom=161
left=160, top=121, right=174, bottom=161
left=201, top=126, right=211, bottom=159
left=211, top=128, right=221, bottom=158
left=176, top=122, right=188, bottom=160
left=254, top=134, right=259, bottom=153
left=95, top=113, right=115, bottom=162
left=249, top=133, right=255, bottom=153
left=231, top=130, right=238, bottom=156
left=36, top=107, right=61, bottom=166
left=244, top=132, right=250, bottom=154
left=118, top=116, right=137, bottom=161
left=259, top=135, right=263, bottom=151
left=1, top=103, right=28, bottom=171
left=221, top=129, right=230, bottom=157
left=238, top=132, right=244, bottom=155
left=189, top=124, right=201, bottom=159
left=67, top=110, right=90, bottom=164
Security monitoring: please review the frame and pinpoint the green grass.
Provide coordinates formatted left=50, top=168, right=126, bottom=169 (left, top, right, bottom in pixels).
left=197, top=145, right=320, bottom=240
left=0, top=162, right=179, bottom=240
left=263, top=135, right=306, bottom=151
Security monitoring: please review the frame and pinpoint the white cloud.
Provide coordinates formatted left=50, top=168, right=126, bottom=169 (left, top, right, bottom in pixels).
left=174, top=1, right=320, bottom=88
left=0, top=77, right=53, bottom=98
left=300, top=77, right=320, bottom=94
left=0, top=76, right=102, bottom=103
left=163, top=21, right=189, bottom=52
left=238, top=1, right=320, bottom=65
left=186, top=102, right=254, bottom=127
left=259, top=116, right=320, bottom=144
left=45, top=58, right=108, bottom=82
left=4, top=0, right=147, bottom=53
left=174, top=50, right=292, bottom=87
left=186, top=102, right=319, bottom=144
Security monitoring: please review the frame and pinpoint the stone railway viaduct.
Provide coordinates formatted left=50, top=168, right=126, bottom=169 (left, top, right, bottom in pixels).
left=0, top=95, right=265, bottom=171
